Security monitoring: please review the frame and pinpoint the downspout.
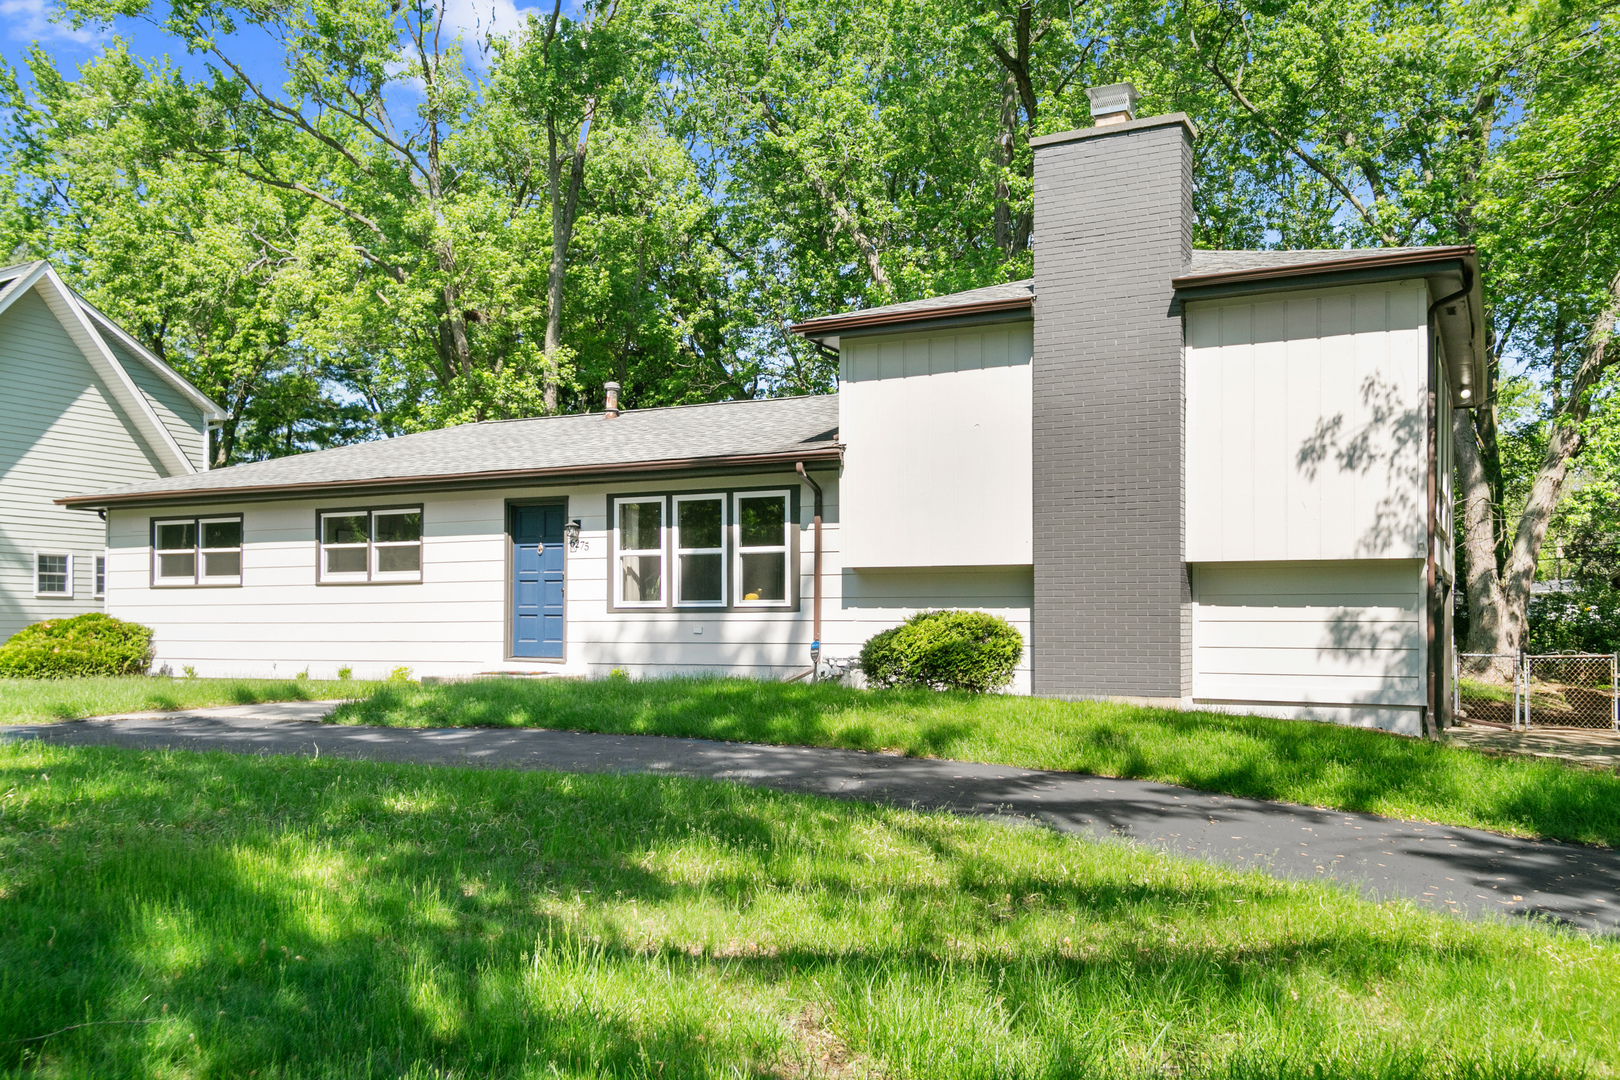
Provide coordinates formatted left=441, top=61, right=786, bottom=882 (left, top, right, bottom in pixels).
left=795, top=461, right=824, bottom=672
left=1425, top=274, right=1471, bottom=739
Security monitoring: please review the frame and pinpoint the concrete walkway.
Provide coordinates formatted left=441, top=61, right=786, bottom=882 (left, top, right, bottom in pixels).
left=7, top=703, right=1620, bottom=935
left=1447, top=722, right=1620, bottom=770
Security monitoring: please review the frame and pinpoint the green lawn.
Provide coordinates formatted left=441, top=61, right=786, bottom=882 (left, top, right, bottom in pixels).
left=1, top=741, right=1614, bottom=1079
left=332, top=677, right=1620, bottom=847
left=0, top=676, right=378, bottom=723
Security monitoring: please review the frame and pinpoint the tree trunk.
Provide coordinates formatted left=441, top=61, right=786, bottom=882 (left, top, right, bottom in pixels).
left=1457, top=270, right=1620, bottom=670
left=544, top=98, right=598, bottom=414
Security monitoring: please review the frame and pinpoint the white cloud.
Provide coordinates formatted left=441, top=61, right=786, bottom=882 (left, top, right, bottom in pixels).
left=0, top=0, right=103, bottom=44
left=439, top=0, right=541, bottom=55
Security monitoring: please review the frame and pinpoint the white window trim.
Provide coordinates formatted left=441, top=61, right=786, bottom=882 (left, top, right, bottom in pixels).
left=34, top=551, right=73, bottom=598
left=612, top=496, right=667, bottom=608
left=672, top=493, right=727, bottom=608
left=94, top=552, right=106, bottom=598
left=733, top=489, right=793, bottom=608
left=319, top=508, right=423, bottom=584
left=198, top=516, right=244, bottom=585
left=153, top=516, right=243, bottom=587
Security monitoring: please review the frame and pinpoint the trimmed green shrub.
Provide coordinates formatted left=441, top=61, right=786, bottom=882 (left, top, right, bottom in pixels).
left=0, top=614, right=154, bottom=678
left=859, top=610, right=1023, bottom=693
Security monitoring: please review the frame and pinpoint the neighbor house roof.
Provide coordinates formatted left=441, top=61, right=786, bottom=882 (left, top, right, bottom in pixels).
left=1, top=261, right=225, bottom=477
left=790, top=280, right=1034, bottom=344
left=60, top=394, right=842, bottom=509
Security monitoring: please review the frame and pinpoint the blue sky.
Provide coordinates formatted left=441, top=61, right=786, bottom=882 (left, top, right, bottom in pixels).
left=0, top=0, right=545, bottom=88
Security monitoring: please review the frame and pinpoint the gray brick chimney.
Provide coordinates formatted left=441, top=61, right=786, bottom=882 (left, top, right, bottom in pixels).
left=1029, top=98, right=1195, bottom=701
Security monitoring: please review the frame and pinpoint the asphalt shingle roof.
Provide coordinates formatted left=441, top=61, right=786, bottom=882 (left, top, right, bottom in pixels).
left=64, top=394, right=841, bottom=506
left=1186, top=247, right=1434, bottom=275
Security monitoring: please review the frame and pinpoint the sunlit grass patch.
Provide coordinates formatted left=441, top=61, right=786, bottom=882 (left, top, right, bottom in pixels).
left=332, top=675, right=1620, bottom=846
left=1, top=675, right=376, bottom=723
left=0, top=742, right=1616, bottom=1078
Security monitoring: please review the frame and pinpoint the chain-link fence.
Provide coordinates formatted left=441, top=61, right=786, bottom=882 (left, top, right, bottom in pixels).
left=1455, top=653, right=1521, bottom=728
left=1454, top=652, right=1619, bottom=731
left=1524, top=654, right=1619, bottom=730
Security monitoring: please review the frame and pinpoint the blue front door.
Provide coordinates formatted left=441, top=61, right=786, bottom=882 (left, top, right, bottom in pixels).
left=512, top=504, right=566, bottom=659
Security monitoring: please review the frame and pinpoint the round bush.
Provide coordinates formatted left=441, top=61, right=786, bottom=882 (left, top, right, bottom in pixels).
left=0, top=614, right=155, bottom=678
left=858, top=610, right=1023, bottom=693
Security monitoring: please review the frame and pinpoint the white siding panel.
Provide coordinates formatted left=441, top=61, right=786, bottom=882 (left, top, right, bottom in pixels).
left=1191, top=560, right=1426, bottom=711
left=106, top=471, right=1035, bottom=691
left=839, top=323, right=1032, bottom=568
left=1187, top=281, right=1431, bottom=562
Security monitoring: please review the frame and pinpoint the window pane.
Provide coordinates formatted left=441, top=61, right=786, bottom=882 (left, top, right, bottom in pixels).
left=740, top=552, right=786, bottom=602
left=202, top=520, right=241, bottom=549
left=677, top=498, right=723, bottom=550
left=157, top=522, right=196, bottom=551
left=618, top=501, right=662, bottom=551
left=326, top=547, right=368, bottom=575
left=374, top=511, right=421, bottom=544
left=620, top=554, right=662, bottom=603
left=95, top=556, right=105, bottom=594
left=376, top=544, right=421, bottom=573
left=739, top=496, right=786, bottom=547
left=679, top=553, right=723, bottom=603
left=203, top=551, right=241, bottom=578
left=323, top=515, right=369, bottom=545
left=158, top=552, right=196, bottom=579
left=37, top=555, right=68, bottom=593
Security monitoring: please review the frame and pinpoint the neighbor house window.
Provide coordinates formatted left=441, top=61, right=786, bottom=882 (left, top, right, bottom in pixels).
left=735, top=491, right=790, bottom=606
left=153, top=517, right=242, bottom=586
left=319, top=507, right=423, bottom=583
left=614, top=498, right=665, bottom=606
left=673, top=494, right=725, bottom=606
left=95, top=554, right=106, bottom=598
left=35, top=552, right=71, bottom=597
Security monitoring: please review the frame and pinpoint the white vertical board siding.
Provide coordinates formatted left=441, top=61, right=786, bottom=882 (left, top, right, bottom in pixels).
left=1186, top=282, right=1430, bottom=562
left=107, top=469, right=1035, bottom=689
left=0, top=289, right=171, bottom=640
left=839, top=323, right=1033, bottom=568
left=1191, top=559, right=1426, bottom=734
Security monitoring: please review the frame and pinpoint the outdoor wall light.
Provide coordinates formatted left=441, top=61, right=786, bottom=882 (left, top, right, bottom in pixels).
left=564, top=519, right=582, bottom=550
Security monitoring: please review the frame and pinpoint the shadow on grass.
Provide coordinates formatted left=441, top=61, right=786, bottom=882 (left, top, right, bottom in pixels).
left=332, top=677, right=1620, bottom=847
left=0, top=746, right=1599, bottom=1078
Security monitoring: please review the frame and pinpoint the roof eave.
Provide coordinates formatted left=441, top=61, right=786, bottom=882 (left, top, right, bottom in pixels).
left=789, top=296, right=1034, bottom=344
left=1172, top=245, right=1477, bottom=293
left=57, top=445, right=845, bottom=510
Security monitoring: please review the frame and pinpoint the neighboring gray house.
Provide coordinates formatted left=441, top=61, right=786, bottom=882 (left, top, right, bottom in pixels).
left=0, top=260, right=221, bottom=641
left=61, top=87, right=1485, bottom=736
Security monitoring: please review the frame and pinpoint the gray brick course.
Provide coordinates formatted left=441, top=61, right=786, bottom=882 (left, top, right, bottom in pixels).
left=1031, top=117, right=1194, bottom=699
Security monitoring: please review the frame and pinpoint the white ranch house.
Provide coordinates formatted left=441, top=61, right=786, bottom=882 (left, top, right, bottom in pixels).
left=59, top=91, right=1485, bottom=736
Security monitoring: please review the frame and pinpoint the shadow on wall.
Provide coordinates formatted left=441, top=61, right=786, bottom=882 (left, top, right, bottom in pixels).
left=1295, top=372, right=1425, bottom=559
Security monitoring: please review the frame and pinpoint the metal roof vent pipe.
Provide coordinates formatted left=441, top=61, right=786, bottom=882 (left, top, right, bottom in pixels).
left=603, top=381, right=621, bottom=418
left=1085, top=82, right=1139, bottom=127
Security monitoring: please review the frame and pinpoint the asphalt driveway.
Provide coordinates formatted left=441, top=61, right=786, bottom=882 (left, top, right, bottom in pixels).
left=7, top=701, right=1618, bottom=934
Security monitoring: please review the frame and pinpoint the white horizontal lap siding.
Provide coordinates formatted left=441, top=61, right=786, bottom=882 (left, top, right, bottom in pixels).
left=1, top=290, right=176, bottom=639
left=1186, top=282, right=1430, bottom=562
left=839, top=323, right=1033, bottom=568
left=110, top=338, right=210, bottom=472
left=1191, top=560, right=1425, bottom=715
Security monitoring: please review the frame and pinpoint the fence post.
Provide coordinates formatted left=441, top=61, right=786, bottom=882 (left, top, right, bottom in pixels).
left=1612, top=654, right=1618, bottom=732
left=1518, top=651, right=1528, bottom=732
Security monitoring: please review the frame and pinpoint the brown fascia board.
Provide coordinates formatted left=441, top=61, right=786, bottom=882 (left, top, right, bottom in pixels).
left=57, top=446, right=845, bottom=510
left=1172, top=245, right=1477, bottom=291
left=789, top=295, right=1033, bottom=339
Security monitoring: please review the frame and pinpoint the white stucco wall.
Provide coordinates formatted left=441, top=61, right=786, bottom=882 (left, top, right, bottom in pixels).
left=105, top=468, right=1034, bottom=690
left=838, top=322, right=1033, bottom=568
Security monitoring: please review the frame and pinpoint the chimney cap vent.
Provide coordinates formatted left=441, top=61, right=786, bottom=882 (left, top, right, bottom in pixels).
left=603, top=381, right=621, bottom=418
left=1085, top=82, right=1139, bottom=126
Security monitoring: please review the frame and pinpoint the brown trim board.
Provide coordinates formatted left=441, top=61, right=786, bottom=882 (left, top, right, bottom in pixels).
left=789, top=295, right=1032, bottom=338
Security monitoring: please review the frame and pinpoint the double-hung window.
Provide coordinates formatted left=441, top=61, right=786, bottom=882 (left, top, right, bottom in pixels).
left=319, top=507, right=423, bottom=583
left=153, top=517, right=242, bottom=586
left=614, top=498, right=665, bottom=606
left=735, top=491, right=791, bottom=606
left=673, top=494, right=726, bottom=606
left=35, top=553, right=71, bottom=597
